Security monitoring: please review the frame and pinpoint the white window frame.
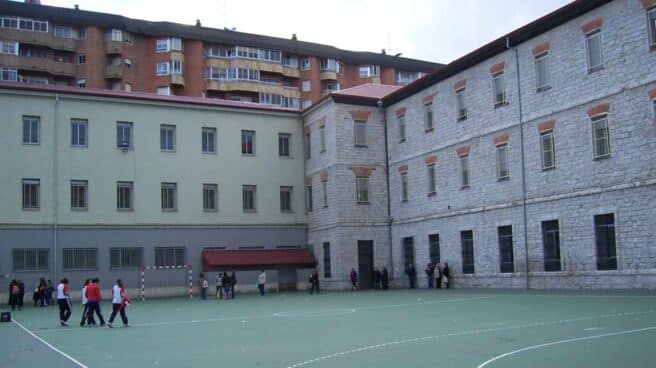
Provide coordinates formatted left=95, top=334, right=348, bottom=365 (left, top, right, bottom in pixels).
left=116, top=121, right=133, bottom=149
left=156, top=62, right=170, bottom=76
left=70, top=180, right=88, bottom=210
left=1, top=67, right=18, bottom=81
left=202, top=127, right=216, bottom=154
left=0, top=40, right=18, bottom=55
left=242, top=185, right=257, bottom=212
left=279, top=133, right=291, bottom=157
left=354, top=120, right=367, bottom=147
left=241, top=130, right=255, bottom=155
left=117, top=181, right=133, bottom=211
left=22, top=115, right=40, bottom=145
left=535, top=53, right=550, bottom=92
left=540, top=131, right=555, bottom=170
left=492, top=72, right=506, bottom=107
left=171, top=60, right=183, bottom=75
left=170, top=38, right=182, bottom=51
left=161, top=182, right=177, bottom=211
left=71, top=118, right=88, bottom=147
left=495, top=144, right=510, bottom=180
left=157, top=86, right=171, bottom=96
left=76, top=79, right=86, bottom=88
left=156, top=39, right=170, bottom=52
left=592, top=115, right=611, bottom=158
left=203, top=184, right=218, bottom=212
left=302, top=58, right=311, bottom=70
left=160, top=124, right=176, bottom=152
left=356, top=177, right=370, bottom=204
left=302, top=80, right=311, bottom=92
left=585, top=30, right=603, bottom=72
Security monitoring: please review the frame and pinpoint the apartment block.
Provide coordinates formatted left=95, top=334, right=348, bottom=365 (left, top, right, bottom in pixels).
left=0, top=1, right=438, bottom=110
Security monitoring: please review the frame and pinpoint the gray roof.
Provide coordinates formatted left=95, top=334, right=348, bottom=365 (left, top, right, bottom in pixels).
left=0, top=0, right=441, bottom=72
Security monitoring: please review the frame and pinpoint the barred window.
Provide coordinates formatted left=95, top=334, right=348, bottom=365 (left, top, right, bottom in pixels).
left=242, top=185, right=256, bottom=212
left=161, top=182, right=177, bottom=211
left=63, top=248, right=97, bottom=271
left=160, top=124, right=176, bottom=151
left=155, top=247, right=185, bottom=267
left=241, top=130, right=255, bottom=155
left=203, top=184, right=218, bottom=211
left=498, top=226, right=514, bottom=273
left=278, top=133, right=291, bottom=157
left=540, top=131, right=555, bottom=169
left=461, top=230, right=474, bottom=274
left=117, top=181, right=133, bottom=210
left=306, top=185, right=313, bottom=212
left=110, top=247, right=142, bottom=269
left=542, top=220, right=561, bottom=272
left=592, top=116, right=610, bottom=158
left=13, top=248, right=48, bottom=272
left=202, top=127, right=216, bottom=154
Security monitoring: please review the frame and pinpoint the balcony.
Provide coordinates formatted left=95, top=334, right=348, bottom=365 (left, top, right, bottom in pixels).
left=105, top=64, right=122, bottom=79
left=0, top=54, right=75, bottom=77
left=170, top=74, right=185, bottom=86
left=319, top=70, right=338, bottom=81
left=105, top=41, right=123, bottom=54
left=205, top=79, right=298, bottom=96
left=282, top=66, right=300, bottom=78
left=3, top=28, right=78, bottom=52
left=205, top=58, right=287, bottom=76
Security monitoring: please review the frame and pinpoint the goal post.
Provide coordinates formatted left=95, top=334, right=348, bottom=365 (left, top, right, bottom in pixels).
left=140, top=264, right=193, bottom=301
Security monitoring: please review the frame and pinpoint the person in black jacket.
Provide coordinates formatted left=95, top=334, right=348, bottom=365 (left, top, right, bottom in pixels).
left=373, top=267, right=381, bottom=289
left=381, top=267, right=389, bottom=290
left=425, top=263, right=434, bottom=289
left=442, top=262, right=450, bottom=289
left=309, top=269, right=320, bottom=294
left=229, top=272, right=237, bottom=299
left=406, top=263, right=417, bottom=289
left=221, top=273, right=230, bottom=299
left=8, top=279, right=18, bottom=310
left=349, top=268, right=358, bottom=291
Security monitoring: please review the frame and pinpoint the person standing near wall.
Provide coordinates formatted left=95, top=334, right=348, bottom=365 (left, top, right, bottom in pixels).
left=229, top=272, right=237, bottom=299
left=56, top=278, right=71, bottom=326
left=442, top=262, right=450, bottom=289
left=107, top=279, right=128, bottom=328
left=309, top=269, right=320, bottom=294
left=373, top=267, right=381, bottom=289
left=199, top=273, right=207, bottom=300
left=435, top=263, right=443, bottom=289
left=8, top=280, right=18, bottom=310
left=350, top=268, right=358, bottom=291
left=17, top=280, right=25, bottom=310
left=406, top=263, right=417, bottom=289
left=381, top=267, right=389, bottom=290
left=425, top=263, right=434, bottom=289
left=257, top=270, right=266, bottom=296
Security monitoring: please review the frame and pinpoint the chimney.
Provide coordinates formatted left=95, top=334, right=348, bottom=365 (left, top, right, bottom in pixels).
left=196, top=19, right=201, bottom=27
left=74, top=4, right=79, bottom=10
left=292, top=33, right=297, bottom=41
left=381, top=48, right=386, bottom=55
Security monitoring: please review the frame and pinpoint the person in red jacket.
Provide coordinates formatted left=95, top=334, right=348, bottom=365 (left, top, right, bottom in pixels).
left=85, top=278, right=105, bottom=326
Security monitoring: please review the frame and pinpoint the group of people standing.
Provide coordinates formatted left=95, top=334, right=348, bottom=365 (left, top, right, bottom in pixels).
left=8, top=278, right=57, bottom=309
left=405, top=262, right=451, bottom=289
left=199, top=272, right=237, bottom=300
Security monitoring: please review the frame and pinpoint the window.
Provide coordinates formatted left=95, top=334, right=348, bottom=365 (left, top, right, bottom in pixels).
left=302, top=80, right=311, bottom=92
left=124, top=32, right=133, bottom=45
left=279, top=133, right=291, bottom=157
left=161, top=182, right=177, bottom=211
left=354, top=120, right=367, bottom=146
left=203, top=184, right=218, bottom=212
left=306, top=185, right=313, bottom=212
left=155, top=247, right=185, bottom=267
left=170, top=38, right=182, bottom=51
left=280, top=186, right=293, bottom=213
left=540, top=131, right=555, bottom=169
left=595, top=213, right=617, bottom=270
left=117, top=181, right=133, bottom=211
left=107, top=29, right=122, bottom=42
left=304, top=131, right=311, bottom=159
left=71, top=119, right=88, bottom=147
left=319, top=125, right=326, bottom=152
left=424, top=103, right=434, bottom=131
left=323, top=242, right=331, bottom=278
left=402, top=237, right=414, bottom=267
left=460, top=155, right=470, bottom=188
left=461, top=230, right=475, bottom=274
left=157, top=86, right=171, bottom=96
left=76, top=79, right=86, bottom=88
left=171, top=60, right=183, bottom=74
left=156, top=62, right=170, bottom=76
left=496, top=144, right=509, bottom=180
left=116, top=121, right=132, bottom=149
left=535, top=53, right=550, bottom=91
left=22, top=179, right=40, bottom=209
left=359, top=65, right=380, bottom=78
left=302, top=58, right=311, bottom=70
left=356, top=177, right=369, bottom=204
left=242, top=185, right=256, bottom=212
left=542, top=220, right=561, bottom=272
left=241, top=130, right=255, bottom=155
left=13, top=248, right=48, bottom=271
left=71, top=180, right=88, bottom=210
left=649, top=7, right=656, bottom=47
left=77, top=54, right=86, bottom=64
left=456, top=88, right=467, bottom=120
left=427, top=165, right=436, bottom=195
left=202, top=127, right=216, bottom=154
left=63, top=248, right=97, bottom=271
left=110, top=247, right=142, bottom=269
left=0, top=40, right=18, bottom=55
left=156, top=39, right=170, bottom=52
left=302, top=100, right=312, bottom=109
left=282, top=56, right=298, bottom=68
left=320, top=58, right=338, bottom=71
left=429, top=234, right=440, bottom=264
left=1, top=67, right=17, bottom=81
left=160, top=124, right=176, bottom=151
left=498, top=226, right=514, bottom=273
left=400, top=173, right=408, bottom=202
left=492, top=72, right=506, bottom=107
left=398, top=115, right=406, bottom=143
left=22, top=116, right=40, bottom=145
left=586, top=30, right=603, bottom=72
left=322, top=180, right=328, bottom=208
left=592, top=116, right=610, bottom=158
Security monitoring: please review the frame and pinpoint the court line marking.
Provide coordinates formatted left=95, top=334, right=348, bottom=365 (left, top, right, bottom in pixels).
left=36, top=296, right=495, bottom=332
left=476, top=325, right=656, bottom=368
left=284, top=309, right=655, bottom=368
left=12, top=319, right=88, bottom=368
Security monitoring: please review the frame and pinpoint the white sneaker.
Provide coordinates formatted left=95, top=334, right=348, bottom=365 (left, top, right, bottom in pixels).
left=106, top=323, right=113, bottom=328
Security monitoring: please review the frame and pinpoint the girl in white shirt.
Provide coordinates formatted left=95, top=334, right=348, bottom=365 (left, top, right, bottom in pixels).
left=107, top=279, right=128, bottom=327
left=79, top=279, right=96, bottom=326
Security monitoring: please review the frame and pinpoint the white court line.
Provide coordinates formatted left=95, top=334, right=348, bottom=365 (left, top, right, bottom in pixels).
left=284, top=309, right=655, bottom=368
left=12, top=319, right=88, bottom=368
left=37, top=296, right=495, bottom=332
left=476, top=326, right=656, bottom=368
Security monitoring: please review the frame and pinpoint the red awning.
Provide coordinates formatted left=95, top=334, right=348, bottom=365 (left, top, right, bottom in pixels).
left=202, top=249, right=316, bottom=271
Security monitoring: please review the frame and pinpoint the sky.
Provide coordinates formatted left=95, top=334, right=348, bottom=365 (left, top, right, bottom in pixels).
left=39, top=0, right=571, bottom=64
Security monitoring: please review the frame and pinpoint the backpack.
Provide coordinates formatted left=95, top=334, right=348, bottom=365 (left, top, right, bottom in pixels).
left=11, top=285, right=19, bottom=295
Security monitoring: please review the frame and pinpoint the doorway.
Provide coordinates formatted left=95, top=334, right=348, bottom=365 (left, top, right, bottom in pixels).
left=357, top=240, right=374, bottom=290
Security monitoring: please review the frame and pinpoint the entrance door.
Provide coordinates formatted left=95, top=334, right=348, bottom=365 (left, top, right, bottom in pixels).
left=278, top=268, right=297, bottom=291
left=357, top=240, right=374, bottom=290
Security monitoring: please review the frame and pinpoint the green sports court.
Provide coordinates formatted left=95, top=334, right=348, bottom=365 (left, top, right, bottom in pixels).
left=2, top=289, right=655, bottom=368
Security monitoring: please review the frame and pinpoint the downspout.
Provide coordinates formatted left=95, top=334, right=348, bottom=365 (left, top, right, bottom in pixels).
left=508, top=37, right=530, bottom=289
left=53, top=93, right=59, bottom=283
left=378, top=101, right=394, bottom=280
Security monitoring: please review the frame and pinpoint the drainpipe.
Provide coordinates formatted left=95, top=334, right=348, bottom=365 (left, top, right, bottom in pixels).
left=508, top=37, right=530, bottom=289
left=378, top=100, right=394, bottom=280
left=53, top=93, right=60, bottom=283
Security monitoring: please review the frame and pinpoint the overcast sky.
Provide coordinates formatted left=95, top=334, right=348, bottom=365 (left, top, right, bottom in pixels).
left=40, top=0, right=571, bottom=64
